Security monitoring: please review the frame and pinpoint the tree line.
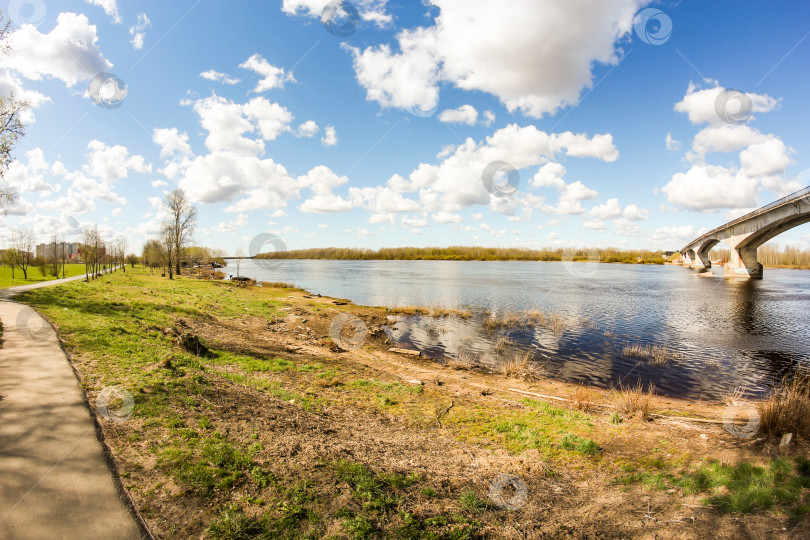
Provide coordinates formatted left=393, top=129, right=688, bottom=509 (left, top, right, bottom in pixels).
left=253, top=246, right=667, bottom=264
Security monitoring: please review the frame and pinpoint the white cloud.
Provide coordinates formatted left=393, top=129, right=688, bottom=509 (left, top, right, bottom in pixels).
left=84, top=140, right=151, bottom=183
left=438, top=104, right=478, bottom=125
left=739, top=138, right=792, bottom=178
left=321, top=125, right=338, bottom=147
left=531, top=162, right=567, bottom=189
left=192, top=94, right=293, bottom=156
left=128, top=13, right=151, bottom=50
left=481, top=110, right=496, bottom=126
left=239, top=53, right=294, bottom=93
left=299, top=193, right=353, bottom=213
left=151, top=179, right=168, bottom=188
left=179, top=151, right=296, bottom=209
left=200, top=70, right=240, bottom=85
left=296, top=120, right=319, bottom=138
left=661, top=164, right=759, bottom=211
left=690, top=124, right=767, bottom=159
left=282, top=0, right=392, bottom=27
left=649, top=225, right=702, bottom=246
left=86, top=0, right=121, bottom=23
left=350, top=186, right=419, bottom=213
left=665, top=132, right=680, bottom=152
left=589, top=198, right=648, bottom=221
left=401, top=215, right=428, bottom=228
left=583, top=219, right=607, bottom=230
left=431, top=211, right=462, bottom=223
left=6, top=13, right=112, bottom=88
left=343, top=0, right=643, bottom=118
left=152, top=128, right=193, bottom=158
left=674, top=82, right=779, bottom=126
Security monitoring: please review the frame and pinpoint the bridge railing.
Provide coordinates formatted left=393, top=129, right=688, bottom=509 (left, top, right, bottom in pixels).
left=681, top=184, right=810, bottom=250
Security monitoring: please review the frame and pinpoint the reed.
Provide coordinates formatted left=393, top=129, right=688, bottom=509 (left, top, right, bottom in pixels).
left=757, top=368, right=810, bottom=438
left=548, top=313, right=567, bottom=335
left=613, top=381, right=655, bottom=420
left=501, top=352, right=543, bottom=381
left=621, top=343, right=673, bottom=365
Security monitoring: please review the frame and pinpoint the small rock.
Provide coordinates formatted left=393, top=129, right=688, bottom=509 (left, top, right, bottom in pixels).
left=779, top=433, right=793, bottom=448
left=406, top=379, right=423, bottom=385
left=699, top=433, right=708, bottom=440
left=289, top=399, right=295, bottom=404
left=666, top=488, right=677, bottom=494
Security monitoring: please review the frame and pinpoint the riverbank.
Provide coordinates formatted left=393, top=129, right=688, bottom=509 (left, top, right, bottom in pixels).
left=16, top=268, right=809, bottom=538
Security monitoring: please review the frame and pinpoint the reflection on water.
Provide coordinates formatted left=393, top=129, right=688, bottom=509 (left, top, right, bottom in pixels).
left=230, top=259, right=810, bottom=400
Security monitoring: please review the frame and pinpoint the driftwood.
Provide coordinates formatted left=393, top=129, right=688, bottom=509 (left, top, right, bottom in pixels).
left=388, top=347, right=421, bottom=356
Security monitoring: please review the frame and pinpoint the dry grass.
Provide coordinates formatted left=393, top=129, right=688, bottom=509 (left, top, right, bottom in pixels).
left=388, top=306, right=473, bottom=319
left=569, top=386, right=598, bottom=413
left=501, top=352, right=544, bottom=381
left=621, top=343, right=674, bottom=365
left=756, top=368, right=810, bottom=439
left=527, top=310, right=547, bottom=327
left=261, top=281, right=296, bottom=288
left=613, top=381, right=655, bottom=420
left=721, top=386, right=748, bottom=406
left=548, top=313, right=567, bottom=335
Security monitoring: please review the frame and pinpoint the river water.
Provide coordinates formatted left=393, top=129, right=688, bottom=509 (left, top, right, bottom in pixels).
left=225, top=259, right=810, bottom=400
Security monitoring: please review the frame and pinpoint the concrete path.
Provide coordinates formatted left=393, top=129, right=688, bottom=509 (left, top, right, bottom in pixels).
left=0, top=272, right=147, bottom=539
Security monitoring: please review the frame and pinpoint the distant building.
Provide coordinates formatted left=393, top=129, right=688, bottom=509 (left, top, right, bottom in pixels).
left=35, top=242, right=78, bottom=260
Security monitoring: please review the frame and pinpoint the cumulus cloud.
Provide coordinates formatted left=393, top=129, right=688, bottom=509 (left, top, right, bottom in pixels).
left=342, top=0, right=643, bottom=118
left=6, top=13, right=113, bottom=88
left=321, top=125, right=338, bottom=147
left=152, top=128, right=193, bottom=158
left=589, top=198, right=648, bottom=220
left=438, top=104, right=478, bottom=125
left=239, top=53, right=295, bottom=93
left=83, top=140, right=152, bottom=183
left=665, top=132, right=680, bottom=152
left=662, top=164, right=759, bottom=211
left=296, top=120, right=319, bottom=138
left=674, top=82, right=779, bottom=126
left=192, top=94, right=293, bottom=155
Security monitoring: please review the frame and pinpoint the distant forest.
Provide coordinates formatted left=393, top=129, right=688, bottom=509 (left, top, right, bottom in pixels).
left=253, top=246, right=666, bottom=264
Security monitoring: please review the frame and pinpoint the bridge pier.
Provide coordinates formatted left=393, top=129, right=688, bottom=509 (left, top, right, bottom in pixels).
left=724, top=244, right=763, bottom=279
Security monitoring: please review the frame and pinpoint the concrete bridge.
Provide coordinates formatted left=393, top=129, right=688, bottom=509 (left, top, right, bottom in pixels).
left=679, top=186, right=810, bottom=279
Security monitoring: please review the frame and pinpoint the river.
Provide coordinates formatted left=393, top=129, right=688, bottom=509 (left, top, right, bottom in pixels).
left=225, top=259, right=810, bottom=400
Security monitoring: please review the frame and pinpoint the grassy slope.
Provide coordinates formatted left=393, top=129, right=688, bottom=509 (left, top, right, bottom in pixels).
left=0, top=263, right=88, bottom=288
left=17, top=268, right=810, bottom=537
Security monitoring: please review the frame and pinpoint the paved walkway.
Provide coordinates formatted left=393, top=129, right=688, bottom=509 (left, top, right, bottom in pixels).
left=0, top=273, right=146, bottom=539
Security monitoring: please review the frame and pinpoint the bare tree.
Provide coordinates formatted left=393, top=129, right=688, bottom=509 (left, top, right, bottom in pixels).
left=164, top=189, right=197, bottom=276
left=112, top=237, right=127, bottom=272
left=48, top=235, right=66, bottom=278
left=0, top=11, right=30, bottom=215
left=10, top=226, right=35, bottom=279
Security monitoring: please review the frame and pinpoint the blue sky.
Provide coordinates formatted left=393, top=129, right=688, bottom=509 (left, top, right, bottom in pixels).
left=2, top=0, right=810, bottom=255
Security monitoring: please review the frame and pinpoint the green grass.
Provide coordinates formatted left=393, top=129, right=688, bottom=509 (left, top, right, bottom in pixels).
left=614, top=456, right=810, bottom=516
left=0, top=263, right=88, bottom=288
